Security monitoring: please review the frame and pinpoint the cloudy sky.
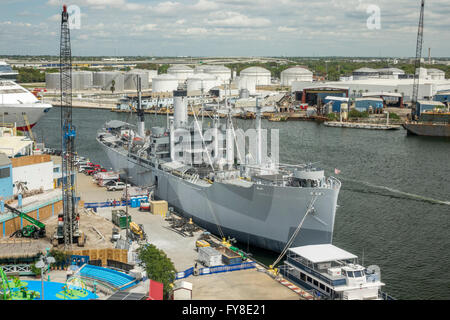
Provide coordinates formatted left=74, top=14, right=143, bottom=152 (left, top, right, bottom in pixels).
left=0, top=0, right=449, bottom=57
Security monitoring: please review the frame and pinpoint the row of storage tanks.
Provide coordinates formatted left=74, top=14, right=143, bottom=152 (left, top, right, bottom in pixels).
left=45, top=65, right=314, bottom=93
left=154, top=65, right=314, bottom=93
left=45, top=69, right=158, bottom=91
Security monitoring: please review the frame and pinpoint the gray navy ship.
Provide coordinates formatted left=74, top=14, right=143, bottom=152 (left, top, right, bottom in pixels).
left=97, top=85, right=341, bottom=253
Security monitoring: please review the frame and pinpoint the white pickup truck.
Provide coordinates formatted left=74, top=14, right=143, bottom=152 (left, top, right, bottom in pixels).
left=106, top=181, right=130, bottom=191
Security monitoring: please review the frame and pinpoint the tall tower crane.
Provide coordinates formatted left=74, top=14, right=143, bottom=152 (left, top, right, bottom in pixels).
left=52, top=5, right=85, bottom=248
left=411, top=0, right=425, bottom=119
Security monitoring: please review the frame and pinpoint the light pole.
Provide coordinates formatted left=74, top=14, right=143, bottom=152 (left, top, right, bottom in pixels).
left=125, top=175, right=132, bottom=243
left=35, top=254, right=55, bottom=300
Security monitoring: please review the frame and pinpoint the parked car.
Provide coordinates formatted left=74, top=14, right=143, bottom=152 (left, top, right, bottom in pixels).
left=107, top=181, right=130, bottom=191
left=79, top=165, right=94, bottom=173
left=104, top=180, right=119, bottom=187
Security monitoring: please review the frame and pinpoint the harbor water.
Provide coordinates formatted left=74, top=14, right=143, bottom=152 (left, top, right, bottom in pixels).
left=34, top=108, right=450, bottom=300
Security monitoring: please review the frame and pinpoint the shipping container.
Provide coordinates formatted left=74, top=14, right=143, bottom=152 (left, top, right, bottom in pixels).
left=216, top=246, right=242, bottom=265
left=198, top=246, right=223, bottom=267
left=150, top=200, right=168, bottom=216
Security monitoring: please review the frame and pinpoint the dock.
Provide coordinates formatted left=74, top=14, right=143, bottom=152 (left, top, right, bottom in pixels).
left=323, top=121, right=401, bottom=130
left=75, top=170, right=304, bottom=300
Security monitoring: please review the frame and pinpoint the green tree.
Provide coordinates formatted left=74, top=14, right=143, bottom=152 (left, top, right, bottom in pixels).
left=137, top=244, right=176, bottom=299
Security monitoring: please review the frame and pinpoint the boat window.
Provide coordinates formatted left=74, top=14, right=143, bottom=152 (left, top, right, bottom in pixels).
left=313, top=280, right=318, bottom=287
left=300, top=273, right=306, bottom=281
left=346, top=271, right=354, bottom=277
left=307, top=276, right=312, bottom=283
left=342, top=270, right=346, bottom=276
left=354, top=270, right=362, bottom=277
left=320, top=283, right=325, bottom=290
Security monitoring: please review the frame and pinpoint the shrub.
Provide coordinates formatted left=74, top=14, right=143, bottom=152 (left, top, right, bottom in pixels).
left=137, top=244, right=176, bottom=299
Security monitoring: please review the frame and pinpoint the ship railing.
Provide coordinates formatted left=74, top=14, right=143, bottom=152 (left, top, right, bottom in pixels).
left=327, top=176, right=341, bottom=190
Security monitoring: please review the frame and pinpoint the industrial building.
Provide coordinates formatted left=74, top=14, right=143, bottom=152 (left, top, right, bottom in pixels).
left=292, top=76, right=450, bottom=103
left=281, top=66, right=313, bottom=86
left=352, top=68, right=380, bottom=80
left=239, top=66, right=271, bottom=86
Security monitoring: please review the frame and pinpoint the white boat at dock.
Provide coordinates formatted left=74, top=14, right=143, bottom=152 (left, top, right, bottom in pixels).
left=324, top=121, right=401, bottom=130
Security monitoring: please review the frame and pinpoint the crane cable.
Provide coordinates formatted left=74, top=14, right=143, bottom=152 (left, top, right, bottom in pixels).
left=271, top=193, right=320, bottom=268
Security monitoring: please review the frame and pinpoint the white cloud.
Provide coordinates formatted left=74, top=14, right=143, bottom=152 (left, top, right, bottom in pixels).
left=205, top=11, right=271, bottom=28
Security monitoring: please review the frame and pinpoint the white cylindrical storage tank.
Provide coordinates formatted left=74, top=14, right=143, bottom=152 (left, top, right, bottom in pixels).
left=281, top=66, right=313, bottom=86
left=203, top=65, right=231, bottom=82
left=186, top=73, right=220, bottom=92
left=194, top=65, right=207, bottom=74
left=152, top=74, right=179, bottom=93
left=167, top=64, right=194, bottom=83
left=45, top=73, right=60, bottom=90
left=240, top=66, right=271, bottom=86
left=124, top=71, right=150, bottom=90
left=93, top=71, right=124, bottom=91
left=133, top=69, right=158, bottom=85
left=238, top=76, right=256, bottom=94
left=173, top=90, right=188, bottom=128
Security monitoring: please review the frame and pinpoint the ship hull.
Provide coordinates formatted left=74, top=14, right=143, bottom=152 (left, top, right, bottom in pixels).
left=403, top=123, right=450, bottom=137
left=101, top=143, right=340, bottom=253
left=0, top=103, right=52, bottom=131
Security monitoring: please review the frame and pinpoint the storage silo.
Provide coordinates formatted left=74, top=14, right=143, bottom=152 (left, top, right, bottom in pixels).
left=237, top=76, right=256, bottom=94
left=167, top=64, right=194, bottom=83
left=93, top=71, right=124, bottom=91
left=124, top=71, right=150, bottom=90
left=152, top=74, right=179, bottom=93
left=281, top=66, right=313, bottom=86
left=45, top=72, right=60, bottom=90
left=133, top=69, right=158, bottom=85
left=186, top=73, right=220, bottom=92
left=240, top=66, right=271, bottom=86
left=203, top=65, right=231, bottom=82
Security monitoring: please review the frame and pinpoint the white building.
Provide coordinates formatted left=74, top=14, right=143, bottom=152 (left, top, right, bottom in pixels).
left=352, top=67, right=379, bottom=80
left=240, top=66, right=271, bottom=86
left=377, top=68, right=405, bottom=79
left=281, top=66, right=313, bottom=86
left=11, top=155, right=54, bottom=194
left=292, top=78, right=450, bottom=102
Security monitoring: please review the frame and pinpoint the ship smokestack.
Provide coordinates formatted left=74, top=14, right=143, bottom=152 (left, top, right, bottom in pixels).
left=173, top=89, right=188, bottom=129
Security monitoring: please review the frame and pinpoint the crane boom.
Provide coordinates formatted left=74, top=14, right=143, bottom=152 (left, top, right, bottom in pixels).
left=411, top=0, right=425, bottom=118
left=56, top=5, right=83, bottom=248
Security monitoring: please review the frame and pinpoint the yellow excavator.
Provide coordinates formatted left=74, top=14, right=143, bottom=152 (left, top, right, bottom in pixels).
left=128, top=222, right=147, bottom=241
